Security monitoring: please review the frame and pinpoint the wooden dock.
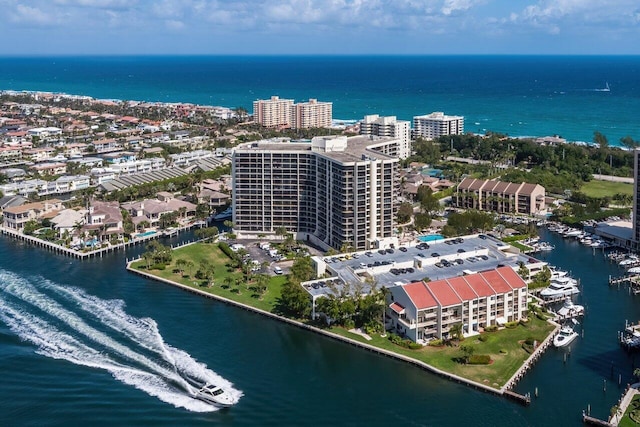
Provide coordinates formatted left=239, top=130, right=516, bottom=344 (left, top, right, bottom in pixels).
left=582, top=414, right=614, bottom=426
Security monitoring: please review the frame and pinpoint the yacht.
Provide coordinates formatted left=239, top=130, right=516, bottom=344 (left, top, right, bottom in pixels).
left=553, top=325, right=579, bottom=347
left=549, top=267, right=569, bottom=279
left=193, top=383, right=235, bottom=407
left=557, top=299, right=585, bottom=318
left=535, top=242, right=555, bottom=252
left=619, top=256, right=639, bottom=267
left=540, top=278, right=580, bottom=299
left=213, top=206, right=233, bottom=221
left=563, top=229, right=582, bottom=238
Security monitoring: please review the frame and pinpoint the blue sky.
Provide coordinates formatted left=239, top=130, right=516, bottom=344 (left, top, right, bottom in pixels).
left=2, top=0, right=640, bottom=55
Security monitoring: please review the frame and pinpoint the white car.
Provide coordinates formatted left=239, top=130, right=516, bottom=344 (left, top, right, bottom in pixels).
left=273, top=266, right=283, bottom=275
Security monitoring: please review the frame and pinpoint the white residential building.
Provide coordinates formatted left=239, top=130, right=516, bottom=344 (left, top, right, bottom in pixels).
left=360, top=115, right=411, bottom=159
left=413, top=112, right=464, bottom=140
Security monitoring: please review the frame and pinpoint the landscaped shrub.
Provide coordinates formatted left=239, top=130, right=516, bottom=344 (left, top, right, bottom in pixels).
left=505, top=321, right=518, bottom=329
left=485, top=325, right=498, bottom=332
left=218, top=242, right=235, bottom=259
left=478, top=335, right=488, bottom=342
left=468, top=354, right=491, bottom=365
left=151, top=263, right=166, bottom=270
left=407, top=341, right=422, bottom=350
left=525, top=337, right=535, bottom=346
left=429, top=339, right=444, bottom=347
left=343, top=319, right=355, bottom=329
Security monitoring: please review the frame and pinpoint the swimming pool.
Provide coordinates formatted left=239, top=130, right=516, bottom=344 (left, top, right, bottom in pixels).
left=418, top=234, right=444, bottom=242
left=136, top=231, right=157, bottom=238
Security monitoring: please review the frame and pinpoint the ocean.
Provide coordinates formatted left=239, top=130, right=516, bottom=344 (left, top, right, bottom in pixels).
left=0, top=55, right=639, bottom=145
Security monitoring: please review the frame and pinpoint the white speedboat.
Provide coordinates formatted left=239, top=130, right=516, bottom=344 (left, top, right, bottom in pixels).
left=553, top=325, right=579, bottom=347
left=557, top=299, right=585, bottom=318
left=540, top=279, right=580, bottom=299
left=620, top=256, right=639, bottom=266
left=194, top=383, right=235, bottom=407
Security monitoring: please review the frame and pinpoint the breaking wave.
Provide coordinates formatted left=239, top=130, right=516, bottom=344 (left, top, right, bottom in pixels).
left=0, top=269, right=242, bottom=412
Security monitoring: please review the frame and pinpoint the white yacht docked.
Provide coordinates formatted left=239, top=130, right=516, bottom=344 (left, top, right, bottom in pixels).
left=540, top=277, right=580, bottom=299
left=553, top=325, right=579, bottom=347
left=557, top=299, right=585, bottom=318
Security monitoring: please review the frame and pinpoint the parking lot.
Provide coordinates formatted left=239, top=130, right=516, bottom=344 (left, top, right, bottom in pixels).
left=305, top=234, right=546, bottom=298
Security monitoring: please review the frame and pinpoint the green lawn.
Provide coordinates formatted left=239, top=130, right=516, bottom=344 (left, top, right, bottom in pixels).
left=329, top=317, right=554, bottom=389
left=510, top=241, right=533, bottom=252
left=619, top=394, right=640, bottom=427
left=131, top=242, right=286, bottom=312
left=580, top=180, right=633, bottom=198
left=134, top=242, right=555, bottom=389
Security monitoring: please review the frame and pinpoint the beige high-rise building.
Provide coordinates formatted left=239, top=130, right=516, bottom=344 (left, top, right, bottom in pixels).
left=413, top=111, right=464, bottom=140
left=292, top=99, right=332, bottom=129
left=252, top=96, right=294, bottom=129
left=360, top=115, right=411, bottom=159
left=232, top=135, right=400, bottom=251
left=253, top=96, right=332, bottom=129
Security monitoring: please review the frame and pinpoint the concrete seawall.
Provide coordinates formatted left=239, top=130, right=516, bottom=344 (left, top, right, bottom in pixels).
left=126, top=261, right=544, bottom=402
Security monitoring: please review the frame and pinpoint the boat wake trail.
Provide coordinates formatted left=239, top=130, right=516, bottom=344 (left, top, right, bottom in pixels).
left=0, top=269, right=242, bottom=412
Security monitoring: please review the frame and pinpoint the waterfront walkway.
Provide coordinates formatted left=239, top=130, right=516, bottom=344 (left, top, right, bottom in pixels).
left=609, top=383, right=640, bottom=426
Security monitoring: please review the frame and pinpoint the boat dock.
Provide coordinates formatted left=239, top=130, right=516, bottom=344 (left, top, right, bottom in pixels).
left=0, top=223, right=199, bottom=260
left=609, top=274, right=640, bottom=294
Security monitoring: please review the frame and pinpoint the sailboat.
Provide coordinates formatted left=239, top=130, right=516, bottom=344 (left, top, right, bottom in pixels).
left=596, top=82, right=610, bottom=92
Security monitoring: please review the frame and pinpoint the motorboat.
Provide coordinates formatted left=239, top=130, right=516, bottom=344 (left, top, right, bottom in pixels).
left=563, top=229, right=582, bottom=238
left=553, top=325, right=579, bottom=347
left=620, top=256, right=639, bottom=267
left=193, top=383, right=235, bottom=407
left=213, top=206, right=233, bottom=221
left=557, top=299, right=585, bottom=318
left=540, top=279, right=580, bottom=299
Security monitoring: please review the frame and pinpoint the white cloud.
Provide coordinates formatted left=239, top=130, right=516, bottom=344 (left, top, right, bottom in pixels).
left=10, top=4, right=58, bottom=25
left=53, top=0, right=134, bottom=9
left=165, top=19, right=185, bottom=30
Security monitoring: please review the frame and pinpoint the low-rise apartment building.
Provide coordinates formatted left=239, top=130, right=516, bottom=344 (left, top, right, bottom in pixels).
left=387, top=266, right=528, bottom=342
left=453, top=177, right=546, bottom=215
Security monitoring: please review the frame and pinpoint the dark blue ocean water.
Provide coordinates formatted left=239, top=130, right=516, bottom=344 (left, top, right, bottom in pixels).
left=0, top=55, right=639, bottom=144
left=0, top=229, right=639, bottom=426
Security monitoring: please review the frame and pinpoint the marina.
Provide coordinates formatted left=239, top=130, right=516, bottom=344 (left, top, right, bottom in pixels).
left=0, top=215, right=638, bottom=425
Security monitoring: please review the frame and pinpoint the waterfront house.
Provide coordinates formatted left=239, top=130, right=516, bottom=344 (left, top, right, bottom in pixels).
left=2, top=199, right=64, bottom=230
left=84, top=200, right=124, bottom=242
left=121, top=194, right=197, bottom=228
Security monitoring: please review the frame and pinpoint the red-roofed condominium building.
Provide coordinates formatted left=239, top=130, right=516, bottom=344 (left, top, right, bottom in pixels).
left=387, top=266, right=528, bottom=344
left=453, top=178, right=545, bottom=215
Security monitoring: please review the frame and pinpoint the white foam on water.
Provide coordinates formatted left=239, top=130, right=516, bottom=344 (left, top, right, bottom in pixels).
left=0, top=270, right=242, bottom=411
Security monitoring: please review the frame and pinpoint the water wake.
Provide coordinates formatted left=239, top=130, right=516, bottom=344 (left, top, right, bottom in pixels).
left=0, top=270, right=242, bottom=411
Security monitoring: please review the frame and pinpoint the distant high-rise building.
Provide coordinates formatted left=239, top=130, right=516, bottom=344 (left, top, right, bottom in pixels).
left=360, top=115, right=411, bottom=159
left=413, top=112, right=464, bottom=140
left=252, top=96, right=294, bottom=129
left=232, top=135, right=401, bottom=250
left=252, top=96, right=332, bottom=129
left=292, top=99, right=332, bottom=129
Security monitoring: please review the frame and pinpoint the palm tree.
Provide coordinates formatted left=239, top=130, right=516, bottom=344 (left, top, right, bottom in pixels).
left=175, top=258, right=187, bottom=277
left=450, top=322, right=464, bottom=341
